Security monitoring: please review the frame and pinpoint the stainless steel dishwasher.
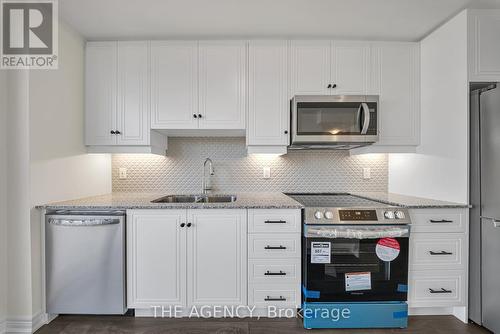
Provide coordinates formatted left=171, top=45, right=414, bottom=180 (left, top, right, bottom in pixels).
left=45, top=210, right=126, bottom=314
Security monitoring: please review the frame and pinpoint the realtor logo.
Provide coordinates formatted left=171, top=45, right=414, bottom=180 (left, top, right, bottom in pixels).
left=1, top=0, right=58, bottom=69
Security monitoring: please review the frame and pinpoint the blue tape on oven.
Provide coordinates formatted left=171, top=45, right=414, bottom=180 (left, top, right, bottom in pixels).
left=397, top=284, right=408, bottom=292
left=302, top=285, right=320, bottom=299
left=393, top=310, right=408, bottom=319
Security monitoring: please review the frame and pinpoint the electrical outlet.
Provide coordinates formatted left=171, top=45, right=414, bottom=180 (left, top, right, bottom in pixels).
left=363, top=168, right=371, bottom=179
left=263, top=167, right=271, bottom=179
left=119, top=168, right=127, bottom=180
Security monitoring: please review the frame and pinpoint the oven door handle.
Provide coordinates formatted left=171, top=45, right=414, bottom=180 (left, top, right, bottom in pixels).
left=359, top=102, right=370, bottom=134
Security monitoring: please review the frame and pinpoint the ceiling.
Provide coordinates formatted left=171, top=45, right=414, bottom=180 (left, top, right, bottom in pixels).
left=60, top=0, right=500, bottom=41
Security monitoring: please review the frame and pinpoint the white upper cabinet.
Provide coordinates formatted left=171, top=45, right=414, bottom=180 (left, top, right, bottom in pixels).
left=370, top=42, right=420, bottom=147
left=150, top=41, right=199, bottom=129
left=198, top=41, right=247, bottom=129
left=116, top=41, right=150, bottom=145
left=86, top=41, right=165, bottom=152
left=332, top=41, right=370, bottom=95
left=469, top=10, right=500, bottom=82
left=290, top=40, right=371, bottom=96
left=85, top=42, right=117, bottom=146
left=290, top=40, right=331, bottom=95
left=247, top=40, right=289, bottom=147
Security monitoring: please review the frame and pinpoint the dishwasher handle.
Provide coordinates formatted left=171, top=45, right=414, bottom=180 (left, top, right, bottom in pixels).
left=48, top=218, right=121, bottom=226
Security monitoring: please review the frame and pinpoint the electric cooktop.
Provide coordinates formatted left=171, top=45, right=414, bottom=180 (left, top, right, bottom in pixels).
left=285, top=193, right=410, bottom=225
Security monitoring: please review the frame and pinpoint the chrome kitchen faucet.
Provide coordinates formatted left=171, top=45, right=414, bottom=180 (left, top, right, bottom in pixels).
left=202, top=158, right=214, bottom=194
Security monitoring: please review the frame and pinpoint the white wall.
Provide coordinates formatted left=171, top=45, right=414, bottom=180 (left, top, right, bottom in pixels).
left=28, top=21, right=112, bottom=321
left=388, top=10, right=469, bottom=203
left=0, top=71, right=8, bottom=332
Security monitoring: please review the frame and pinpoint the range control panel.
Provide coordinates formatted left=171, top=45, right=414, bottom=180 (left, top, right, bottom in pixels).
left=304, top=207, right=411, bottom=225
left=339, top=210, right=377, bottom=221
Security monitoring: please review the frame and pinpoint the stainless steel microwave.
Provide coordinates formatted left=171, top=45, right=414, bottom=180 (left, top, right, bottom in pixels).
left=290, top=95, right=379, bottom=149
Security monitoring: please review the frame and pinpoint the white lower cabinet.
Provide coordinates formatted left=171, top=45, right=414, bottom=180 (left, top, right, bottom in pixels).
left=407, top=208, right=468, bottom=322
left=248, top=209, right=302, bottom=311
left=127, top=209, right=247, bottom=310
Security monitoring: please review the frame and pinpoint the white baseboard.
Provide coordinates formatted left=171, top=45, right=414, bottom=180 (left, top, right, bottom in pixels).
left=409, top=306, right=468, bottom=323
left=0, top=318, right=6, bottom=334
left=2, top=312, right=56, bottom=333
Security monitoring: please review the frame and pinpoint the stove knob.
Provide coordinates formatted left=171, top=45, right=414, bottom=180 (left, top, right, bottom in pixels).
left=314, top=211, right=324, bottom=219
left=384, top=211, right=395, bottom=219
left=394, top=211, right=406, bottom=219
left=324, top=211, right=334, bottom=219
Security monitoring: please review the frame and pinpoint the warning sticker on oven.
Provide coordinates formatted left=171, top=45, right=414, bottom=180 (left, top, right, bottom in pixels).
left=376, top=237, right=400, bottom=262
left=345, top=272, right=371, bottom=291
left=311, top=242, right=331, bottom=263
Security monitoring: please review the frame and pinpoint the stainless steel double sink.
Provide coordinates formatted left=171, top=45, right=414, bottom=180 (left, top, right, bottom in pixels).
left=151, top=194, right=237, bottom=204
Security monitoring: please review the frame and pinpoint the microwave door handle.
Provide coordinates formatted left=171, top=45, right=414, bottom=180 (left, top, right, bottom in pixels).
left=360, top=102, right=370, bottom=134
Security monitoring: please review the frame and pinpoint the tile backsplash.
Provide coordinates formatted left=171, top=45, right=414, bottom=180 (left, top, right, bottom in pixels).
left=112, top=137, right=388, bottom=193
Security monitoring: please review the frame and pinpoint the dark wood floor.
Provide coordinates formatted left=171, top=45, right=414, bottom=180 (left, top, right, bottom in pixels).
left=36, top=315, right=489, bottom=334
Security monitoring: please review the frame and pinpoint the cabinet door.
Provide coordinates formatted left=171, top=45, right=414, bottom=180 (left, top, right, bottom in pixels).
left=331, top=41, right=370, bottom=95
left=150, top=41, right=199, bottom=129
left=85, top=42, right=117, bottom=145
left=372, top=43, right=420, bottom=146
left=116, top=42, right=150, bottom=145
left=469, top=11, right=500, bottom=81
left=187, top=209, right=247, bottom=306
left=247, top=40, right=289, bottom=146
left=127, top=210, right=187, bottom=308
left=198, top=41, right=246, bottom=129
left=290, top=40, right=331, bottom=95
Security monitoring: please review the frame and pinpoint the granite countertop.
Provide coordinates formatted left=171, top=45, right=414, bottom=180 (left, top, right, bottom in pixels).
left=351, top=192, right=470, bottom=209
left=37, top=191, right=469, bottom=211
left=37, top=192, right=304, bottom=210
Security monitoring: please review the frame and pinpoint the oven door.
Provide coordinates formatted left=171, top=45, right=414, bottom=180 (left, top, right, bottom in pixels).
left=302, top=225, right=409, bottom=303
left=291, top=95, right=378, bottom=145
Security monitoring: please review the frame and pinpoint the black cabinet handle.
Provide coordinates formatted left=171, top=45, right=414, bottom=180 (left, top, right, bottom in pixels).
left=264, top=296, right=286, bottom=301
left=115, top=130, right=121, bottom=135
left=264, top=270, right=286, bottom=276
left=284, top=130, right=288, bottom=134
left=198, top=114, right=203, bottom=118
left=180, top=223, right=186, bottom=228
left=193, top=114, right=198, bottom=118
left=264, top=245, right=286, bottom=250
left=110, top=130, right=116, bottom=134
left=327, top=84, right=332, bottom=88
left=430, top=219, right=453, bottom=223
left=331, top=84, right=337, bottom=88
left=264, top=220, right=287, bottom=224
left=186, top=223, right=192, bottom=227
left=429, top=251, right=453, bottom=255
left=429, top=288, right=452, bottom=294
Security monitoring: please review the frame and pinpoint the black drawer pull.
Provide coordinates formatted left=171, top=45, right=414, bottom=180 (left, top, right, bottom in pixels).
left=264, top=270, right=286, bottom=276
left=264, top=296, right=286, bottom=301
left=429, top=288, right=452, bottom=294
left=430, top=219, right=453, bottom=223
left=264, top=220, right=287, bottom=224
left=264, top=245, right=287, bottom=250
left=429, top=251, right=453, bottom=255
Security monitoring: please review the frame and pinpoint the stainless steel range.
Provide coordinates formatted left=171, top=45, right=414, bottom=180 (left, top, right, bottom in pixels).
left=286, top=193, right=411, bottom=329
left=286, top=193, right=411, bottom=225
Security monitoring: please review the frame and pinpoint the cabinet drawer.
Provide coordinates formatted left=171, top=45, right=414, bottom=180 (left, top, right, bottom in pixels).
left=409, top=209, right=466, bottom=232
left=408, top=271, right=465, bottom=307
left=248, top=283, right=300, bottom=307
left=410, top=233, right=465, bottom=270
left=248, top=209, right=301, bottom=233
left=248, top=234, right=300, bottom=258
left=249, top=259, right=300, bottom=283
